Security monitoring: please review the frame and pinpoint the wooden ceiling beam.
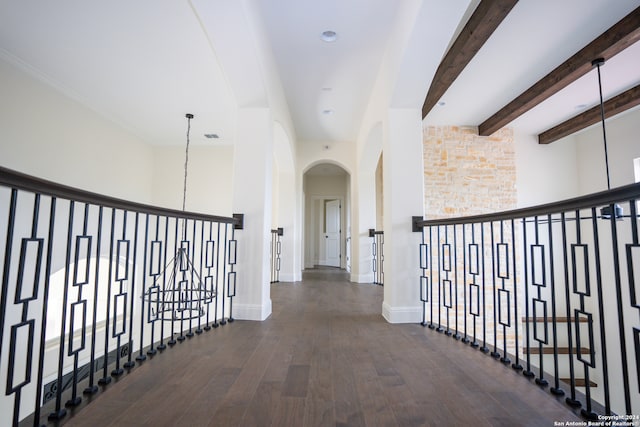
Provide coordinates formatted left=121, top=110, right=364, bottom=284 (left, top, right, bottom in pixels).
left=479, top=5, right=640, bottom=136
left=538, top=84, right=640, bottom=144
left=421, top=0, right=518, bottom=119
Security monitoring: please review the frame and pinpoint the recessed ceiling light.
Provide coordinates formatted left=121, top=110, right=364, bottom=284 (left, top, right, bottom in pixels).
left=204, top=133, right=219, bottom=139
left=322, top=87, right=332, bottom=91
left=322, top=109, right=334, bottom=115
left=575, top=104, right=588, bottom=110
left=321, top=30, right=337, bottom=42
left=437, top=101, right=446, bottom=106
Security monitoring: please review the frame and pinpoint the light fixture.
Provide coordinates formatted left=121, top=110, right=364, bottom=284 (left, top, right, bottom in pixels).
left=437, top=101, right=446, bottom=107
left=322, top=109, right=334, bottom=115
left=321, top=30, right=338, bottom=42
left=592, top=58, right=623, bottom=219
left=204, top=133, right=219, bottom=139
left=142, top=114, right=215, bottom=342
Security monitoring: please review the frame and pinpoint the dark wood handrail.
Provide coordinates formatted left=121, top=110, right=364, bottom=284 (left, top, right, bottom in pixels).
left=0, top=165, right=240, bottom=224
left=416, top=182, right=640, bottom=227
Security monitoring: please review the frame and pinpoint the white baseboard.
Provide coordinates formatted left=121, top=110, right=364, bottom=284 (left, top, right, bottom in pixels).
left=278, top=272, right=301, bottom=282
left=381, top=302, right=422, bottom=324
left=234, top=300, right=272, bottom=321
left=350, top=272, right=374, bottom=283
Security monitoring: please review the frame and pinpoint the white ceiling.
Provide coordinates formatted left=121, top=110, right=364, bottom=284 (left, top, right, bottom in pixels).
left=424, top=0, right=640, bottom=134
left=0, top=0, right=638, bottom=150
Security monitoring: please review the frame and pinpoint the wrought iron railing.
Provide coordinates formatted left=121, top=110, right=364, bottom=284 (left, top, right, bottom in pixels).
left=270, top=228, right=283, bottom=283
left=0, top=166, right=243, bottom=426
left=369, top=229, right=384, bottom=286
left=416, top=182, right=640, bottom=419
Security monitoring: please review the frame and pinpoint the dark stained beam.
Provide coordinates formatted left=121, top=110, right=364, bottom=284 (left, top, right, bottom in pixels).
left=538, top=84, right=640, bottom=144
left=422, top=0, right=518, bottom=119
left=479, top=5, right=640, bottom=136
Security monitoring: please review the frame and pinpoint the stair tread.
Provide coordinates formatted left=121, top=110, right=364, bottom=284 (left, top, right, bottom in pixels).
left=559, top=377, right=597, bottom=387
left=527, top=346, right=591, bottom=355
left=521, top=316, right=587, bottom=323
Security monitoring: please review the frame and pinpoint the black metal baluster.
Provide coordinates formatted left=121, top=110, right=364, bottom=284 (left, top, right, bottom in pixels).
left=511, top=219, right=522, bottom=371
left=470, top=223, right=479, bottom=348
left=379, top=232, right=383, bottom=285
left=137, top=213, right=149, bottom=362
left=98, top=207, right=115, bottom=387
left=420, top=227, right=428, bottom=327
left=561, top=211, right=580, bottom=407
left=10, top=193, right=42, bottom=424
left=49, top=200, right=75, bottom=419
left=220, top=223, right=229, bottom=325
left=627, top=200, right=639, bottom=415
left=608, top=202, right=631, bottom=415
left=428, top=226, right=435, bottom=330
left=533, top=215, right=548, bottom=387
left=67, top=202, right=91, bottom=407
left=443, top=225, right=452, bottom=336
left=0, top=189, right=18, bottom=424
left=173, top=216, right=182, bottom=344
left=228, top=222, right=237, bottom=323
left=204, top=221, right=214, bottom=331
left=196, top=219, right=205, bottom=334
left=111, top=211, right=128, bottom=377
left=490, top=221, right=500, bottom=358
left=34, top=196, right=57, bottom=426
left=213, top=222, right=221, bottom=328
left=574, top=209, right=596, bottom=419
left=84, top=205, right=102, bottom=395
left=498, top=220, right=511, bottom=365
left=548, top=213, right=564, bottom=396
left=149, top=215, right=163, bottom=354
left=522, top=218, right=534, bottom=378
left=0, top=189, right=17, bottom=367
left=436, top=225, right=443, bottom=333
left=453, top=224, right=461, bottom=340
left=187, top=218, right=197, bottom=337
left=124, top=212, right=139, bottom=369
left=480, top=222, right=489, bottom=353
left=462, top=224, right=469, bottom=344
left=272, top=230, right=278, bottom=284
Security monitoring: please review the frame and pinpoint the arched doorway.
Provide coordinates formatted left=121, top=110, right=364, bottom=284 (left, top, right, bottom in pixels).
left=303, top=163, right=350, bottom=270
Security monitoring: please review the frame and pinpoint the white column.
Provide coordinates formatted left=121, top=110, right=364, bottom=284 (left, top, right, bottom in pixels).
left=232, top=108, right=273, bottom=320
left=277, top=170, right=302, bottom=281
left=350, top=170, right=376, bottom=283
left=382, top=108, right=424, bottom=323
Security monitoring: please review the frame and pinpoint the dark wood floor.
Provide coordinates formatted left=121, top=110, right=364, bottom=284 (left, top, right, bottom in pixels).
left=63, top=268, right=581, bottom=426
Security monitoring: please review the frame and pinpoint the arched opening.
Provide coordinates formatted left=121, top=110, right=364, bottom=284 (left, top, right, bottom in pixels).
left=303, top=163, right=350, bottom=271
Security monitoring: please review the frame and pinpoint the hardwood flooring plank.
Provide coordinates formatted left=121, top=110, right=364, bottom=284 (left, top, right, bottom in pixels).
left=239, top=380, right=283, bottom=427
left=282, top=364, right=310, bottom=398
left=59, top=268, right=584, bottom=427
left=270, top=397, right=306, bottom=427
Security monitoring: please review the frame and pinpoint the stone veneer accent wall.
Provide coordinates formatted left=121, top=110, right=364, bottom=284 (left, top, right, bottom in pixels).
left=421, top=125, right=519, bottom=355
left=423, top=126, right=516, bottom=219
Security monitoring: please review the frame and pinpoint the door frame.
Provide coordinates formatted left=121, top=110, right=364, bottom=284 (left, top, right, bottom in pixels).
left=308, top=195, right=344, bottom=268
left=324, top=199, right=341, bottom=267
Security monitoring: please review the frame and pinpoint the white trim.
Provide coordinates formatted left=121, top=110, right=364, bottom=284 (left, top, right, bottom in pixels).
left=278, top=272, right=300, bottom=282
left=381, top=302, right=422, bottom=324
left=350, top=272, right=374, bottom=283
left=234, top=300, right=272, bottom=321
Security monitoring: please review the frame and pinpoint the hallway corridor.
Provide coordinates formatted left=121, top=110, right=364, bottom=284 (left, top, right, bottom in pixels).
left=61, top=269, right=582, bottom=427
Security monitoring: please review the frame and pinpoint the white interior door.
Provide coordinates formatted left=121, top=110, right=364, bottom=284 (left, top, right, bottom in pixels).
left=325, top=199, right=341, bottom=267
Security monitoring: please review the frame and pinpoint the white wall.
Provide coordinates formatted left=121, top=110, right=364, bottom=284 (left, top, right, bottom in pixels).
left=0, top=57, right=154, bottom=203
left=514, top=107, right=640, bottom=207
left=151, top=145, right=234, bottom=215
left=575, top=108, right=640, bottom=194
left=514, top=129, right=579, bottom=207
